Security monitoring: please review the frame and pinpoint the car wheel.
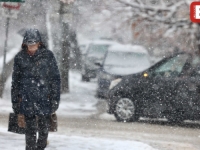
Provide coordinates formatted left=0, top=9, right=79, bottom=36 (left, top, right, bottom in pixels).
left=114, top=98, right=139, bottom=122
left=81, top=75, right=90, bottom=82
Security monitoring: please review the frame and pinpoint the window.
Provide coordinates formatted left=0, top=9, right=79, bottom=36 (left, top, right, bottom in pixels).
left=189, top=56, right=200, bottom=77
left=154, top=54, right=188, bottom=77
left=104, top=51, right=150, bottom=68
left=87, top=44, right=109, bottom=59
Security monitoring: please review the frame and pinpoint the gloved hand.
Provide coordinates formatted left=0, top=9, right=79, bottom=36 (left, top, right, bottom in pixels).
left=12, top=103, right=20, bottom=114
left=51, top=100, right=59, bottom=113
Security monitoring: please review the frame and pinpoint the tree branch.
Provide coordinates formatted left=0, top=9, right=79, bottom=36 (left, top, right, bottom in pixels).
left=115, top=0, right=185, bottom=12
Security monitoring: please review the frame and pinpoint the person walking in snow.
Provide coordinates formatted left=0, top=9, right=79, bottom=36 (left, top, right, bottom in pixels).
left=11, top=28, right=61, bottom=150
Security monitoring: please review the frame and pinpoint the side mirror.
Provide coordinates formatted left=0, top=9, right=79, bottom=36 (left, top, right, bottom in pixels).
left=94, top=62, right=103, bottom=67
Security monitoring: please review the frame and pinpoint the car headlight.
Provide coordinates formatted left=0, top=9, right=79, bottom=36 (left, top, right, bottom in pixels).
left=109, top=78, right=122, bottom=90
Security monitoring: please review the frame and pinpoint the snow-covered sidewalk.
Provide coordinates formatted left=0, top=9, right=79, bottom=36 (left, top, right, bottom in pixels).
left=0, top=71, right=157, bottom=150
left=0, top=127, right=157, bottom=150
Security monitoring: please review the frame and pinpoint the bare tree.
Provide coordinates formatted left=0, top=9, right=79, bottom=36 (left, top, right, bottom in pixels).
left=59, top=0, right=79, bottom=93
left=103, top=0, right=198, bottom=54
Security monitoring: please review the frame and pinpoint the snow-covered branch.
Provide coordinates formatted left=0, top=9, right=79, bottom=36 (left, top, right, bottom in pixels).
left=115, top=0, right=189, bottom=27
left=99, top=0, right=198, bottom=54
left=113, top=0, right=193, bottom=39
left=115, top=0, right=184, bottom=12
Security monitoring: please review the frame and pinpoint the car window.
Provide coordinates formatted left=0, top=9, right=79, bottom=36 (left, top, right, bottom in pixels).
left=189, top=56, right=200, bottom=77
left=103, top=51, right=150, bottom=74
left=153, top=54, right=188, bottom=77
left=104, top=51, right=150, bottom=67
left=191, top=56, right=200, bottom=67
left=87, top=44, right=109, bottom=59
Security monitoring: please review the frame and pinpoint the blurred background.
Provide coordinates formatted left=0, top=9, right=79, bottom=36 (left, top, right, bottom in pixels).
left=1, top=1, right=200, bottom=149
left=0, top=0, right=195, bottom=94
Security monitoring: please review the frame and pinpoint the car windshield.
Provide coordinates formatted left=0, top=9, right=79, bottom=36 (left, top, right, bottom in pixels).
left=87, top=44, right=109, bottom=59
left=104, top=51, right=150, bottom=68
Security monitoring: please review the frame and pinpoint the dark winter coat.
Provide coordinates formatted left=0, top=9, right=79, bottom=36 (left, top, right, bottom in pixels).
left=11, top=47, right=61, bottom=116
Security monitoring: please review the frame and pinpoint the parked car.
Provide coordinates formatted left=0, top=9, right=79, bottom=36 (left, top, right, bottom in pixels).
left=79, top=41, right=91, bottom=70
left=96, top=44, right=151, bottom=98
left=81, top=39, right=117, bottom=81
left=107, top=52, right=200, bottom=123
left=79, top=41, right=90, bottom=56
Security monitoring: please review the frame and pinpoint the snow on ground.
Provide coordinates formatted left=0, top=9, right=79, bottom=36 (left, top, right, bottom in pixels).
left=0, top=127, right=157, bottom=150
left=0, top=70, right=157, bottom=150
left=57, top=71, right=98, bottom=117
left=0, top=47, right=21, bottom=73
left=0, top=34, right=30, bottom=76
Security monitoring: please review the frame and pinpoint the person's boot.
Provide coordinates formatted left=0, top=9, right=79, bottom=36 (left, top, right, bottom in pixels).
left=36, top=140, right=47, bottom=150
left=36, top=146, right=45, bottom=150
left=26, top=145, right=37, bottom=150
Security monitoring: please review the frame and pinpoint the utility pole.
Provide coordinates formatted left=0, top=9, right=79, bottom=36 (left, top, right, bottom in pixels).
left=2, top=17, right=9, bottom=84
left=59, top=0, right=75, bottom=93
left=0, top=17, right=10, bottom=98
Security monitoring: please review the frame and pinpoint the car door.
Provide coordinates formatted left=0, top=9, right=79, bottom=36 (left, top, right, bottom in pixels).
left=175, top=55, right=200, bottom=120
left=141, top=54, right=189, bottom=118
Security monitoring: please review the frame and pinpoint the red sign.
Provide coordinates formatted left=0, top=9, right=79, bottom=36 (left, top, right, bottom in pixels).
left=190, top=1, right=200, bottom=23
left=1, top=2, right=21, bottom=18
left=2, top=2, right=20, bottom=10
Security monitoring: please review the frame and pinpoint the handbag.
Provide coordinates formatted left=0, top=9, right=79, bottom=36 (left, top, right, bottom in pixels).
left=8, top=112, right=57, bottom=134
left=18, top=114, right=26, bottom=128
left=8, top=113, right=25, bottom=134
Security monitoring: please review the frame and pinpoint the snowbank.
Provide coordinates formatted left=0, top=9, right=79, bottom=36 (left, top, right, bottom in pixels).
left=0, top=127, right=157, bottom=150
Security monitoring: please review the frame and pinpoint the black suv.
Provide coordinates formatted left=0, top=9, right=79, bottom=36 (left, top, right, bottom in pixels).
left=108, top=52, right=200, bottom=123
